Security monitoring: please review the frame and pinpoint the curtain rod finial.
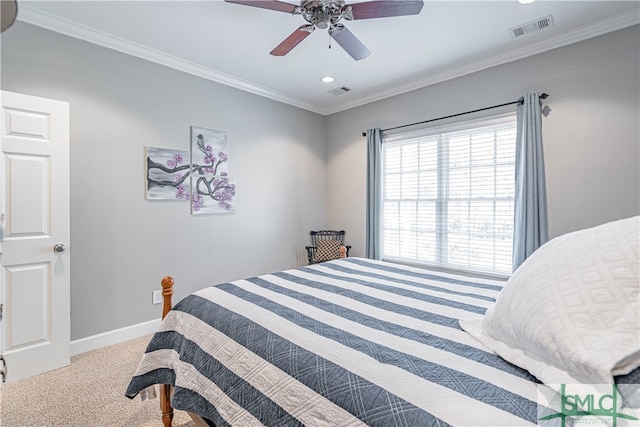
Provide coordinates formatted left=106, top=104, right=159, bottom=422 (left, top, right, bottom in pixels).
left=540, top=93, right=549, bottom=99
left=362, top=131, right=367, bottom=137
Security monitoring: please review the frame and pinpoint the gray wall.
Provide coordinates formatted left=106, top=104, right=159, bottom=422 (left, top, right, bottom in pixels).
left=2, top=22, right=639, bottom=341
left=326, top=25, right=640, bottom=256
left=1, top=23, right=327, bottom=340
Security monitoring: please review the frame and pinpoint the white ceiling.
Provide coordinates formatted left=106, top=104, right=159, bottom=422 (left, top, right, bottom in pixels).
left=14, top=0, right=640, bottom=115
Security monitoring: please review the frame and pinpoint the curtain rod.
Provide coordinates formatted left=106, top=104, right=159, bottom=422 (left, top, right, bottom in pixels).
left=362, top=93, right=548, bottom=137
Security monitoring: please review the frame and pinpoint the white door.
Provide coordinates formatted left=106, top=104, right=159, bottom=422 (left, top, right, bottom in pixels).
left=0, top=91, right=70, bottom=383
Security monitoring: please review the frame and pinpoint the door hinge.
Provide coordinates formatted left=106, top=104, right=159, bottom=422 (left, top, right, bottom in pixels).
left=0, top=355, right=6, bottom=383
left=0, top=304, right=3, bottom=382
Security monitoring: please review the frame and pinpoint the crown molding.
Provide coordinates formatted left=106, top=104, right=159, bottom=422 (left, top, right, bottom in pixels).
left=16, top=4, right=325, bottom=115
left=16, top=5, right=639, bottom=116
left=324, top=10, right=640, bottom=115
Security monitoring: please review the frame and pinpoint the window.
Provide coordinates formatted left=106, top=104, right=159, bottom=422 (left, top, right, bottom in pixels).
left=381, top=115, right=517, bottom=275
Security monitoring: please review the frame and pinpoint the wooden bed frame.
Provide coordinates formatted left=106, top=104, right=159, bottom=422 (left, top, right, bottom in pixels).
left=157, top=247, right=347, bottom=426
left=159, top=276, right=209, bottom=427
left=160, top=276, right=174, bottom=427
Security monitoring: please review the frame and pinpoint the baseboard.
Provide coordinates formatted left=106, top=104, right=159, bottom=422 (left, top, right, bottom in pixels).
left=70, top=319, right=161, bottom=356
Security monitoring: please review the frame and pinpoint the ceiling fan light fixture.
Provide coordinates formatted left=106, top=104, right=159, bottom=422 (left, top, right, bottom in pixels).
left=315, top=11, right=331, bottom=29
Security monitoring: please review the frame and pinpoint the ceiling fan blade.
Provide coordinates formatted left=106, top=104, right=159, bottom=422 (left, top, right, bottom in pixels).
left=1, top=0, right=18, bottom=33
left=224, top=0, right=296, bottom=13
left=349, top=0, right=424, bottom=20
left=329, top=25, right=371, bottom=61
left=270, top=25, right=315, bottom=56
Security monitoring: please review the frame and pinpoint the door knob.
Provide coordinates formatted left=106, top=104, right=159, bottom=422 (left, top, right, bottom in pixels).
left=53, top=243, right=66, bottom=253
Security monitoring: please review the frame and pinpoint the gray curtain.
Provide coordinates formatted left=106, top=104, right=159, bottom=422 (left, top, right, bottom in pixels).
left=366, top=128, right=383, bottom=260
left=513, top=93, right=549, bottom=271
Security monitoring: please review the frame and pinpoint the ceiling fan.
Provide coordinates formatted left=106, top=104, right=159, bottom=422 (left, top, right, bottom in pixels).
left=224, top=0, right=424, bottom=61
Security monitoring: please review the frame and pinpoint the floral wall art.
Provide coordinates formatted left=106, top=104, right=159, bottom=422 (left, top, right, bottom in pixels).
left=145, top=147, right=191, bottom=200
left=191, top=174, right=236, bottom=214
left=190, top=126, right=236, bottom=214
left=191, top=126, right=229, bottom=176
left=145, top=126, right=236, bottom=214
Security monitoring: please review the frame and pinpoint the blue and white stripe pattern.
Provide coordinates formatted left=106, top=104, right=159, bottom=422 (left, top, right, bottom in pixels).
left=126, top=258, right=597, bottom=426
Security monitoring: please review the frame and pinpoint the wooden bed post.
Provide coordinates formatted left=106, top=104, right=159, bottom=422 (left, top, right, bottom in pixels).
left=160, top=276, right=174, bottom=427
left=161, top=276, right=174, bottom=320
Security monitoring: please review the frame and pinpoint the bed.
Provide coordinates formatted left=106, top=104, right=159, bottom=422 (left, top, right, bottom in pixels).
left=126, top=216, right=640, bottom=427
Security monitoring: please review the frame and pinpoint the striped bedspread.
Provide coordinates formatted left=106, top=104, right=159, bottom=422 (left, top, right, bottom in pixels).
left=125, top=257, right=638, bottom=426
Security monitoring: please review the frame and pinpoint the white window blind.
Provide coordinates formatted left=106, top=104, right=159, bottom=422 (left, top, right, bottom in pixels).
left=381, top=115, right=517, bottom=276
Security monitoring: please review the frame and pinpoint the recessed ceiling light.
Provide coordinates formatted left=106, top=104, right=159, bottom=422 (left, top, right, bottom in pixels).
left=321, top=76, right=335, bottom=83
left=518, top=0, right=536, bottom=4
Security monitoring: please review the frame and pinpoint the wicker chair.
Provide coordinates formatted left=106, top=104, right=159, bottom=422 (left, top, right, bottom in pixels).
left=306, top=230, right=351, bottom=264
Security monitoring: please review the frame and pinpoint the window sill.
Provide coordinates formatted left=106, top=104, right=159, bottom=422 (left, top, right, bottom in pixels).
left=381, top=257, right=511, bottom=281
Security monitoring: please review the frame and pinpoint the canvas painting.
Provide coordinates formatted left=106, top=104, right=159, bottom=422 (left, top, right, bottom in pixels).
left=190, top=126, right=229, bottom=177
left=146, top=147, right=191, bottom=200
left=191, top=174, right=236, bottom=214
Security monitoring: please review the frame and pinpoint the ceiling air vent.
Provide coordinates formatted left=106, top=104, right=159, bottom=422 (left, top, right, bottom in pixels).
left=508, top=15, right=554, bottom=39
left=328, top=86, right=352, bottom=96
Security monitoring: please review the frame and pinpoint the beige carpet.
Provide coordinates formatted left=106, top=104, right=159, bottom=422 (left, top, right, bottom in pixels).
left=0, top=335, right=196, bottom=427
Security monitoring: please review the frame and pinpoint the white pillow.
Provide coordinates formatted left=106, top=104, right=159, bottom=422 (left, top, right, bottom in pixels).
left=460, top=216, right=640, bottom=386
